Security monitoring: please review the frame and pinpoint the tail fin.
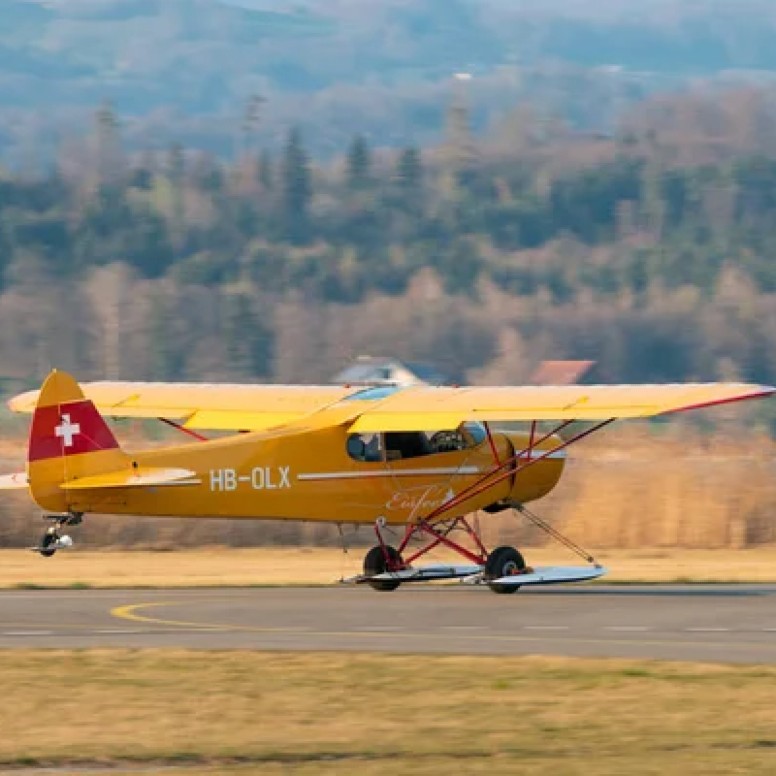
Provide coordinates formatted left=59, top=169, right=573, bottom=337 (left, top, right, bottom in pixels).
left=27, top=370, right=129, bottom=511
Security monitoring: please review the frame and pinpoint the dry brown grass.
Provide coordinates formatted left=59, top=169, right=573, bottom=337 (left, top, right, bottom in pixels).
left=0, top=651, right=774, bottom=774
left=2, top=546, right=776, bottom=589
left=489, top=423, right=776, bottom=551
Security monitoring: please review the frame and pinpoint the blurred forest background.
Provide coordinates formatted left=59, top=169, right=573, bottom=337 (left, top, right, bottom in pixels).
left=0, top=0, right=775, bottom=548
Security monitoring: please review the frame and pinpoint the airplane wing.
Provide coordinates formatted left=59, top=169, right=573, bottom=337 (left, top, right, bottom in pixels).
left=347, top=383, right=775, bottom=432
left=9, top=380, right=773, bottom=433
left=8, top=382, right=359, bottom=431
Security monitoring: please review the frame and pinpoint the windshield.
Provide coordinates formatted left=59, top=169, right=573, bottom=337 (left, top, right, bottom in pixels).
left=342, top=385, right=402, bottom=402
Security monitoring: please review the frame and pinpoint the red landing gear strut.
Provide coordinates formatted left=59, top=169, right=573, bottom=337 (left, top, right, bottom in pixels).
left=361, top=418, right=611, bottom=593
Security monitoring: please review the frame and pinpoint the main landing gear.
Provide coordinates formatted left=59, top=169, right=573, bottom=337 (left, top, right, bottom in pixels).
left=32, top=513, right=82, bottom=557
left=362, top=537, right=528, bottom=594
left=360, top=515, right=538, bottom=595
left=357, top=418, right=613, bottom=594
left=358, top=501, right=603, bottom=594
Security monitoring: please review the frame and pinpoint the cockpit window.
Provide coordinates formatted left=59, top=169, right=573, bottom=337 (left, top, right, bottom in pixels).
left=385, top=432, right=433, bottom=460
left=424, top=423, right=483, bottom=454
left=347, top=423, right=487, bottom=462
left=346, top=433, right=384, bottom=462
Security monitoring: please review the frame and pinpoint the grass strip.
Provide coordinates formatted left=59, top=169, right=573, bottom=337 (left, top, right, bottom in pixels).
left=0, top=651, right=774, bottom=774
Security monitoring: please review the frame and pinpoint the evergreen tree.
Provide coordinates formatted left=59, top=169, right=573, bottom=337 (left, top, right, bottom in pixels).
left=280, top=127, right=311, bottom=243
left=346, top=134, right=371, bottom=191
left=443, top=75, right=476, bottom=191
left=93, top=100, right=124, bottom=187
left=241, top=93, right=265, bottom=159
left=396, top=147, right=422, bottom=191
left=258, top=149, right=274, bottom=192
left=167, top=142, right=186, bottom=254
left=191, top=151, right=223, bottom=193
left=390, top=146, right=423, bottom=219
left=224, top=292, right=274, bottom=377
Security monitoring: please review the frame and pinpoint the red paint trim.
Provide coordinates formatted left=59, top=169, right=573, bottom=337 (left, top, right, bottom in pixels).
left=662, top=389, right=775, bottom=416
left=403, top=535, right=444, bottom=565
left=415, top=519, right=487, bottom=565
left=389, top=517, right=490, bottom=567
left=374, top=521, right=404, bottom=570
left=159, top=417, right=208, bottom=442
left=460, top=516, right=489, bottom=559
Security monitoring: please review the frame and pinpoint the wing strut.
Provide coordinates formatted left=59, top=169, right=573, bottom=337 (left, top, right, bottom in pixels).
left=159, top=417, right=208, bottom=442
left=513, top=502, right=598, bottom=565
left=483, top=421, right=501, bottom=466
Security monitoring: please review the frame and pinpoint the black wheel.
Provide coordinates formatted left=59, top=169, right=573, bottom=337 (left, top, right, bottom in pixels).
left=363, top=545, right=403, bottom=592
left=39, top=533, right=57, bottom=558
left=485, top=545, right=525, bottom=595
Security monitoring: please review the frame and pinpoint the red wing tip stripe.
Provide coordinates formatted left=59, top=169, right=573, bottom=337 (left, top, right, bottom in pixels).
left=664, top=387, right=776, bottom=416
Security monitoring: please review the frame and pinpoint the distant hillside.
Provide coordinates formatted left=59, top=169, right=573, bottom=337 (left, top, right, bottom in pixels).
left=3, top=0, right=776, bottom=162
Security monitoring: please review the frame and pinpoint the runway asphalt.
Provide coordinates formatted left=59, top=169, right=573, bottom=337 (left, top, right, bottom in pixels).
left=0, top=584, right=774, bottom=663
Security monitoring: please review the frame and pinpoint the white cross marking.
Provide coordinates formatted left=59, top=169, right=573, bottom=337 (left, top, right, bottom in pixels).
left=55, top=414, right=81, bottom=448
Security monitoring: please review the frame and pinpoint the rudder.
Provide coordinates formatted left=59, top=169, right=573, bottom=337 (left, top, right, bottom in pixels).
left=27, top=370, right=128, bottom=511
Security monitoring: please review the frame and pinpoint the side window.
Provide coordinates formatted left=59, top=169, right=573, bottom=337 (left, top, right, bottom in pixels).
left=426, top=423, right=487, bottom=453
left=346, top=433, right=384, bottom=462
left=385, top=432, right=433, bottom=460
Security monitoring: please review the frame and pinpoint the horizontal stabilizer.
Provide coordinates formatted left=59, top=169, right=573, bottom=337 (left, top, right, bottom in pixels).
left=0, top=472, right=28, bottom=490
left=489, top=565, right=607, bottom=586
left=61, top=467, right=200, bottom=490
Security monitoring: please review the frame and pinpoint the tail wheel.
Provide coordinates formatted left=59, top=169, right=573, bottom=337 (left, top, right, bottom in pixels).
left=39, top=532, right=57, bottom=558
left=485, top=545, right=525, bottom=595
left=363, top=545, right=403, bottom=592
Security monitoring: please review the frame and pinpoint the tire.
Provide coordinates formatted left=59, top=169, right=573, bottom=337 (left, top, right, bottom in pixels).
left=485, top=545, right=525, bottom=595
left=363, top=545, right=403, bottom=592
left=39, top=533, right=57, bottom=558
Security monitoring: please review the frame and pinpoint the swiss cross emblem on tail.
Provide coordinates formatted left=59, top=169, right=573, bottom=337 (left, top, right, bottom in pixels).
left=55, top=414, right=81, bottom=447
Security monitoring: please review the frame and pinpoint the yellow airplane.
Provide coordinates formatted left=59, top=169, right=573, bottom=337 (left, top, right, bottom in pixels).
left=0, top=370, right=773, bottom=593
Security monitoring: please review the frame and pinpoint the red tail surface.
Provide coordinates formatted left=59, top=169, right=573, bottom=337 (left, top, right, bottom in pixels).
left=27, top=370, right=127, bottom=511
left=29, top=400, right=120, bottom=462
